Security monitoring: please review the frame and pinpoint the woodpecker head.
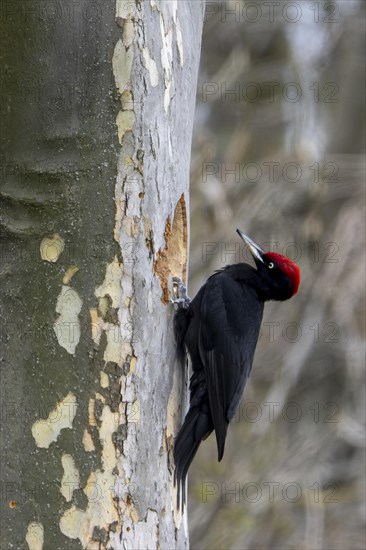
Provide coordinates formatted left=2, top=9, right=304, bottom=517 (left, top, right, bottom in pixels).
left=237, top=229, right=300, bottom=301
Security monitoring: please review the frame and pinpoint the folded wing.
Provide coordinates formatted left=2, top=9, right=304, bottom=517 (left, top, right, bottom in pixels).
left=198, top=274, right=263, bottom=460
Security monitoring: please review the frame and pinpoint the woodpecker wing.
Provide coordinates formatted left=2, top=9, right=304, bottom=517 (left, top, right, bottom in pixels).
left=198, top=273, right=263, bottom=460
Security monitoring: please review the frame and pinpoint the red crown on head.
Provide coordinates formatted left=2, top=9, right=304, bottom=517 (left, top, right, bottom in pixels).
left=264, top=252, right=300, bottom=296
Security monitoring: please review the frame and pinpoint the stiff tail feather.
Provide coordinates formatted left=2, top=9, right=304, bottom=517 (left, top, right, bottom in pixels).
left=174, top=404, right=213, bottom=510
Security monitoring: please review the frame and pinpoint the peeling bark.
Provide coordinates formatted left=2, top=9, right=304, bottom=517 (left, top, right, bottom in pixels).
left=1, top=1, right=204, bottom=548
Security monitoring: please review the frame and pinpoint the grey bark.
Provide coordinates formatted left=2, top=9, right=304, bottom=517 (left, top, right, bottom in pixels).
left=0, top=1, right=204, bottom=548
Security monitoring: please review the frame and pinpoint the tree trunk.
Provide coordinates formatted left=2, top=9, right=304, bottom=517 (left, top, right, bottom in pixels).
left=0, top=1, right=204, bottom=548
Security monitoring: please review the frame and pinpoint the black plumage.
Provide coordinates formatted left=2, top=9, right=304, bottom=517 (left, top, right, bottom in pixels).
left=173, top=230, right=300, bottom=508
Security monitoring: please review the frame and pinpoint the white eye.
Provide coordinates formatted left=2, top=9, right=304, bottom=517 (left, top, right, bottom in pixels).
left=268, top=262, right=275, bottom=269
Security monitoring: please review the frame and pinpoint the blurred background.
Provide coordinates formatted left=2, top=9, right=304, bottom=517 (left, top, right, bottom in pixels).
left=187, top=1, right=365, bottom=548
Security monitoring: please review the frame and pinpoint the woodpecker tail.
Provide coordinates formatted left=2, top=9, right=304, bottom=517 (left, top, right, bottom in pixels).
left=174, top=398, right=213, bottom=510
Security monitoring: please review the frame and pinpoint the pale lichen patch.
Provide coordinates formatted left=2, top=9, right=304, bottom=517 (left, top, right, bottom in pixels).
left=62, top=265, right=80, bottom=285
left=129, top=355, right=137, bottom=373
left=88, top=398, right=97, bottom=427
left=60, top=406, right=120, bottom=547
left=90, top=308, right=103, bottom=347
left=53, top=286, right=82, bottom=355
left=90, top=256, right=126, bottom=366
left=26, top=522, right=44, bottom=550
left=104, top=323, right=125, bottom=366
left=31, top=392, right=77, bottom=449
left=95, top=392, right=106, bottom=403
left=123, top=19, right=135, bottom=47
left=116, top=0, right=137, bottom=20
left=100, top=370, right=109, bottom=388
left=83, top=467, right=119, bottom=530
left=61, top=454, right=80, bottom=502
left=99, top=405, right=119, bottom=468
left=82, top=429, right=95, bottom=452
left=95, top=256, right=123, bottom=309
left=113, top=39, right=133, bottom=94
left=59, top=506, right=88, bottom=547
left=98, top=296, right=110, bottom=318
left=40, top=233, right=64, bottom=263
left=116, top=110, right=136, bottom=144
left=121, top=90, right=134, bottom=111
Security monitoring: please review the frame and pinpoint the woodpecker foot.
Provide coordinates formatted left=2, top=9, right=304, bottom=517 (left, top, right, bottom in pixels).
left=172, top=277, right=191, bottom=310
